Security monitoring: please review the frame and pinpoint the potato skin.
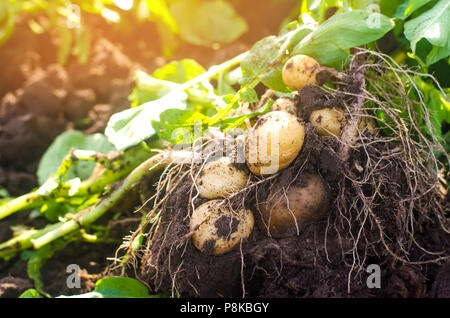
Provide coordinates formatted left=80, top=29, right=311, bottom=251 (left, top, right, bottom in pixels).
left=190, top=200, right=254, bottom=255
left=196, top=157, right=249, bottom=199
left=245, top=111, right=305, bottom=176
left=256, top=173, right=329, bottom=238
left=270, top=97, right=297, bottom=114
left=310, top=107, right=346, bottom=137
left=282, top=55, right=320, bottom=91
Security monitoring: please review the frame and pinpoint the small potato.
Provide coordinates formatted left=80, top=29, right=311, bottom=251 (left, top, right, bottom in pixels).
left=282, top=55, right=320, bottom=91
left=270, top=97, right=297, bottom=114
left=310, top=107, right=346, bottom=137
left=359, top=117, right=379, bottom=135
left=256, top=173, right=329, bottom=238
left=190, top=200, right=254, bottom=255
left=245, top=111, right=305, bottom=176
left=196, top=157, right=249, bottom=199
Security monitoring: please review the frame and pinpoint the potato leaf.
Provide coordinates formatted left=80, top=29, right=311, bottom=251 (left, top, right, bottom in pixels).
left=57, top=277, right=154, bottom=298
left=37, top=131, right=116, bottom=185
left=106, top=90, right=188, bottom=151
left=293, top=10, right=395, bottom=66
left=241, top=25, right=314, bottom=91
left=393, top=0, right=433, bottom=19
left=404, top=0, right=450, bottom=54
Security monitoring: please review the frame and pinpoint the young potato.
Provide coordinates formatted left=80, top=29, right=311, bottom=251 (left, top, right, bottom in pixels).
left=256, top=173, right=329, bottom=238
left=270, top=97, right=297, bottom=114
left=190, top=200, right=254, bottom=255
left=196, top=157, right=249, bottom=199
left=282, top=55, right=321, bottom=91
left=310, top=107, right=346, bottom=137
left=245, top=111, right=305, bottom=176
left=359, top=117, right=379, bottom=135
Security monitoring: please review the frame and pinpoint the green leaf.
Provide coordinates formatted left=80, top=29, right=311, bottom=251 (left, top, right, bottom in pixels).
left=129, top=60, right=205, bottom=107
left=404, top=0, right=450, bottom=53
left=106, top=90, right=188, bottom=151
left=129, top=70, right=179, bottom=106
left=241, top=88, right=258, bottom=103
left=241, top=25, right=314, bottom=90
left=58, top=277, right=153, bottom=298
left=37, top=131, right=116, bottom=185
left=426, top=45, right=450, bottom=66
left=170, top=0, right=248, bottom=47
left=152, top=59, right=205, bottom=83
left=25, top=239, right=70, bottom=296
left=94, top=277, right=151, bottom=298
left=19, top=289, right=44, bottom=298
left=293, top=10, right=395, bottom=67
left=393, top=0, right=432, bottom=19
left=151, top=108, right=208, bottom=143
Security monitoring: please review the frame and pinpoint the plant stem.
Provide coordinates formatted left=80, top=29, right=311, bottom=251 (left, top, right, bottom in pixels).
left=31, top=150, right=194, bottom=250
left=0, top=144, right=154, bottom=221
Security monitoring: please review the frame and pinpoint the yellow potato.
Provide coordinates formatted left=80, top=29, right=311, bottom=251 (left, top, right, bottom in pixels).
left=256, top=173, right=329, bottom=238
left=190, top=200, right=254, bottom=255
left=270, top=97, right=297, bottom=114
left=245, top=111, right=305, bottom=176
left=196, top=157, right=249, bottom=199
left=310, top=107, right=346, bottom=137
left=282, top=55, right=320, bottom=91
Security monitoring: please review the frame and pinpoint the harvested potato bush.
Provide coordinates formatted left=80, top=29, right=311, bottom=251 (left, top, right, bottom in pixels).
left=127, top=50, right=449, bottom=298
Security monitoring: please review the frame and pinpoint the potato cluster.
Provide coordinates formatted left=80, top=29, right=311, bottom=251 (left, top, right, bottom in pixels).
left=191, top=54, right=378, bottom=252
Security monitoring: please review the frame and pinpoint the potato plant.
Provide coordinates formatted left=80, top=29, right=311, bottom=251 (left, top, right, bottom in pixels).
left=0, top=1, right=449, bottom=299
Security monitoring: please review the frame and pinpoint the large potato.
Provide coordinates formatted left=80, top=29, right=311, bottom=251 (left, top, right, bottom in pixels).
left=282, top=55, right=320, bottom=91
left=196, top=157, right=249, bottom=199
left=256, top=173, right=329, bottom=238
left=190, top=200, right=254, bottom=255
left=310, top=107, right=346, bottom=137
left=245, top=111, right=305, bottom=176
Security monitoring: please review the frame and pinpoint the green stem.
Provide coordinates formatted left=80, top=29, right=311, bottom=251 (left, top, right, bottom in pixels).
left=178, top=51, right=248, bottom=92
left=0, top=192, right=43, bottom=220
left=0, top=144, right=154, bottom=221
left=0, top=223, right=61, bottom=259
left=31, top=150, right=193, bottom=250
